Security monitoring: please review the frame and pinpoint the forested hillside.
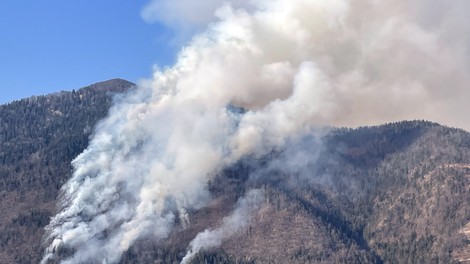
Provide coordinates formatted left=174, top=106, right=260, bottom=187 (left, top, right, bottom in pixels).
left=0, top=80, right=469, bottom=263
left=0, top=79, right=134, bottom=263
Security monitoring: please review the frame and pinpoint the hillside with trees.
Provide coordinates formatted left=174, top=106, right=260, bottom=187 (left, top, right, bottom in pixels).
left=0, top=80, right=469, bottom=263
left=0, top=79, right=134, bottom=263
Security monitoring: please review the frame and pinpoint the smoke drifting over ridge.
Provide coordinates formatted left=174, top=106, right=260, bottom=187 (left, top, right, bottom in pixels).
left=43, top=0, right=470, bottom=263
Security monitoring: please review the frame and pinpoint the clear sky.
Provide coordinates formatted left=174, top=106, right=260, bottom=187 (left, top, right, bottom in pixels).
left=0, top=0, right=180, bottom=104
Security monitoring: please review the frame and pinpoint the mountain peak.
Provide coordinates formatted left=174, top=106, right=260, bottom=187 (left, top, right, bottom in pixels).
left=81, top=78, right=135, bottom=93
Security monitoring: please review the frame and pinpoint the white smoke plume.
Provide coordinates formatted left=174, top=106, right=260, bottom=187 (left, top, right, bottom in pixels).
left=43, top=0, right=470, bottom=263
left=181, top=189, right=263, bottom=264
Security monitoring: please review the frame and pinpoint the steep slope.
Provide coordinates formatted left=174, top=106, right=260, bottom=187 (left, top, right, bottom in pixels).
left=193, top=122, right=470, bottom=264
left=327, top=122, right=470, bottom=263
left=0, top=79, right=134, bottom=263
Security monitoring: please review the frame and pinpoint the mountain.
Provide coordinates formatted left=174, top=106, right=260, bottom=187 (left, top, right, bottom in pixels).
left=0, top=79, right=135, bottom=263
left=0, top=80, right=469, bottom=263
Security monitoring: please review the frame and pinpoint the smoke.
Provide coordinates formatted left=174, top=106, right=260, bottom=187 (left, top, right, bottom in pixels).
left=43, top=0, right=470, bottom=263
left=181, top=189, right=263, bottom=264
left=141, top=0, right=252, bottom=30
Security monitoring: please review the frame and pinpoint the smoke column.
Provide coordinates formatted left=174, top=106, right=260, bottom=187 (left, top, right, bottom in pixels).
left=181, top=189, right=263, bottom=264
left=42, top=0, right=470, bottom=263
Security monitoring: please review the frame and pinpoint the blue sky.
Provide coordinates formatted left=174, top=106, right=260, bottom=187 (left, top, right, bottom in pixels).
left=0, top=0, right=180, bottom=104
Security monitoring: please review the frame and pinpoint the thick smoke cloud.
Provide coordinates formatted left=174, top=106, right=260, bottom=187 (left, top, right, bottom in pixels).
left=43, top=0, right=470, bottom=263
